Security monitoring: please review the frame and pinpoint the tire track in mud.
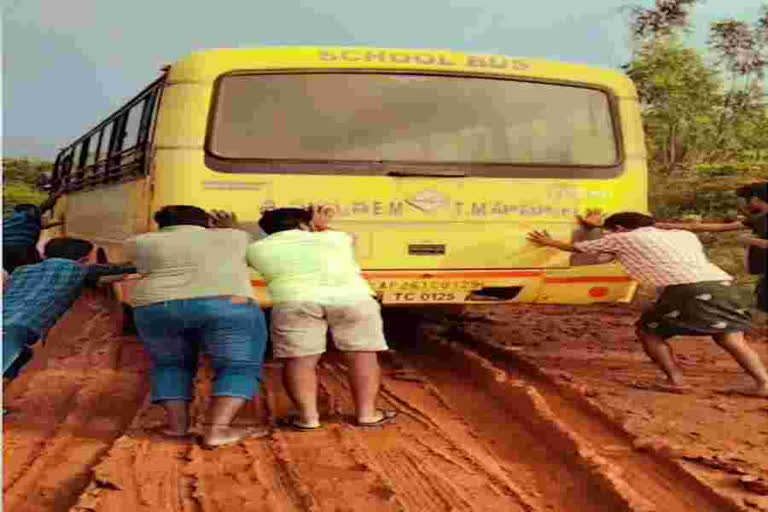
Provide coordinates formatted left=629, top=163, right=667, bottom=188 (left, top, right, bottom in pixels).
left=181, top=364, right=316, bottom=512
left=415, top=313, right=745, bottom=512
left=3, top=294, right=150, bottom=512
left=317, top=361, right=537, bottom=512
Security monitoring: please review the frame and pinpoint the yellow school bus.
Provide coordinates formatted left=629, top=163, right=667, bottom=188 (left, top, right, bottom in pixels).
left=45, top=46, right=646, bottom=307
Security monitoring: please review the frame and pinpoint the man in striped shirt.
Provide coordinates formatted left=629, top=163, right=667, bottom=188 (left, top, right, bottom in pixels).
left=3, top=191, right=64, bottom=273
left=529, top=212, right=768, bottom=397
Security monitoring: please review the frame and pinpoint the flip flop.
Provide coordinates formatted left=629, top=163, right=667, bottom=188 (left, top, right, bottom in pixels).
left=146, top=426, right=195, bottom=439
left=200, top=426, right=271, bottom=450
left=628, top=382, right=691, bottom=395
left=277, top=415, right=323, bottom=432
left=356, top=409, right=398, bottom=428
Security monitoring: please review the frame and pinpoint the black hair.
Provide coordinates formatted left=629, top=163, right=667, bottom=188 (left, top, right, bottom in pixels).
left=603, top=212, right=655, bottom=231
left=736, top=182, right=768, bottom=203
left=43, top=237, right=94, bottom=260
left=154, top=205, right=210, bottom=228
left=258, top=208, right=312, bottom=235
left=3, top=246, right=42, bottom=272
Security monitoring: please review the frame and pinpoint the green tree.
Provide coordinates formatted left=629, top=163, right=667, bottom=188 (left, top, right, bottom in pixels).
left=624, top=1, right=768, bottom=171
left=706, top=6, right=768, bottom=161
left=2, top=158, right=52, bottom=215
left=624, top=37, right=721, bottom=172
left=627, top=0, right=699, bottom=41
left=2, top=158, right=53, bottom=185
left=2, top=182, right=46, bottom=215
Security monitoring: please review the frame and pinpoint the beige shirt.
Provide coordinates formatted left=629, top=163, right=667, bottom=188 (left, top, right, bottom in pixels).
left=246, top=229, right=373, bottom=305
left=125, top=225, right=254, bottom=307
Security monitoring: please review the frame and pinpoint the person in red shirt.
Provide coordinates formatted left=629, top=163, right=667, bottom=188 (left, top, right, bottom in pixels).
left=529, top=211, right=768, bottom=397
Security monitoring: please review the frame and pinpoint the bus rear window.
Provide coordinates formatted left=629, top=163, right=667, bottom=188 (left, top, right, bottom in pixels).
left=207, top=72, right=619, bottom=170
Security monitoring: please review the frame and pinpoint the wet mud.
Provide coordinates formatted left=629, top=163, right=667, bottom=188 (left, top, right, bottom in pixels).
left=4, top=294, right=767, bottom=511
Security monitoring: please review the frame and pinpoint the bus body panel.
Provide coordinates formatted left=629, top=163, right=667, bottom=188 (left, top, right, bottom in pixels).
left=165, top=47, right=638, bottom=100
left=53, top=46, right=648, bottom=307
left=60, top=179, right=151, bottom=261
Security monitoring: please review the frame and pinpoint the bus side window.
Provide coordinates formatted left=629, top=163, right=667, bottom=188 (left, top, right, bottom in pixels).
left=107, top=105, right=140, bottom=181
left=98, top=122, right=114, bottom=182
left=74, top=137, right=90, bottom=187
left=61, top=150, right=74, bottom=191
left=123, top=103, right=142, bottom=151
left=84, top=135, right=98, bottom=186
left=139, top=90, right=159, bottom=147
left=70, top=143, right=82, bottom=186
left=107, top=115, right=127, bottom=181
left=136, top=89, right=160, bottom=175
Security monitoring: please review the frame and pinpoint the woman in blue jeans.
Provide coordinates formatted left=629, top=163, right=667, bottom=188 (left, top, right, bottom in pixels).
left=125, top=205, right=267, bottom=449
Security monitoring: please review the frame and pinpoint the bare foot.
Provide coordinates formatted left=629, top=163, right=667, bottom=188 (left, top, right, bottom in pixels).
left=667, top=372, right=686, bottom=388
left=202, top=426, right=270, bottom=449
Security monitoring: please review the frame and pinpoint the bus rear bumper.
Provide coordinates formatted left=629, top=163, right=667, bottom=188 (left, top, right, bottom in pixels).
left=109, top=267, right=639, bottom=308
left=361, top=268, right=638, bottom=306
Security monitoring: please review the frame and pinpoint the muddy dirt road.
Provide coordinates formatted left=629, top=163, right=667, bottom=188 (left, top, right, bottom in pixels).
left=4, top=292, right=767, bottom=511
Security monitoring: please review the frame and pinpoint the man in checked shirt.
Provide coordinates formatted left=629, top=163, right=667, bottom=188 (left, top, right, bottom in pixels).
left=528, top=212, right=768, bottom=397
left=2, top=238, right=135, bottom=399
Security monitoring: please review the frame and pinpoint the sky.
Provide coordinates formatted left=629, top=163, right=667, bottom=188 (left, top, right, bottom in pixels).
left=2, top=0, right=764, bottom=160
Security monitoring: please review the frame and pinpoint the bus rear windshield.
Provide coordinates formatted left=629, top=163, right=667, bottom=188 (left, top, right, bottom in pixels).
left=208, top=73, right=619, bottom=168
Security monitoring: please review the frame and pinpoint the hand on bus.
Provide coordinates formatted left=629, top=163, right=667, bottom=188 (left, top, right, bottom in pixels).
left=528, top=230, right=580, bottom=253
left=310, top=204, right=337, bottom=232
left=209, top=210, right=239, bottom=229
left=527, top=230, right=555, bottom=247
left=576, top=208, right=604, bottom=229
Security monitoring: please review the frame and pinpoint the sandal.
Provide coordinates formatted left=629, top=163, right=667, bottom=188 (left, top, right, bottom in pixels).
left=277, top=415, right=323, bottom=432
left=147, top=425, right=194, bottom=439
left=356, top=409, right=398, bottom=428
left=200, top=426, right=270, bottom=450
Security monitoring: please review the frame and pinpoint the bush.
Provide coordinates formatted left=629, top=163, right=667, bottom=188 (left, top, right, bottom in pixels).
left=2, top=182, right=45, bottom=216
left=695, top=163, right=768, bottom=177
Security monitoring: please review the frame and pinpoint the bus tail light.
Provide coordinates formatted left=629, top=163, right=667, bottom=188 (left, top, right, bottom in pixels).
left=588, top=286, right=609, bottom=298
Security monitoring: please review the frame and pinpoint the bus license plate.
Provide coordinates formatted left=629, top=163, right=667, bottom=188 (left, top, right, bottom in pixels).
left=383, top=291, right=466, bottom=303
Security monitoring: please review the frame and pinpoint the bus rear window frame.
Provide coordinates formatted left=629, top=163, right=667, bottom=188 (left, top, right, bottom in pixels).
left=203, top=69, right=627, bottom=180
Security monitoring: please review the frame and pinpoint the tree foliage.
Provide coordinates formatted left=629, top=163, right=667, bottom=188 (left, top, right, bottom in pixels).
left=2, top=159, right=51, bottom=214
left=625, top=1, right=768, bottom=173
left=628, top=0, right=699, bottom=40
left=624, top=38, right=720, bottom=171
